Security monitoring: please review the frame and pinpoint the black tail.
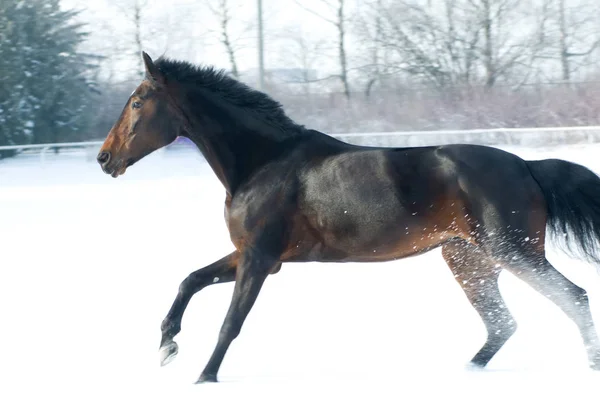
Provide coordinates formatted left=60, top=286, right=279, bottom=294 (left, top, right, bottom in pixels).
left=527, top=159, right=600, bottom=265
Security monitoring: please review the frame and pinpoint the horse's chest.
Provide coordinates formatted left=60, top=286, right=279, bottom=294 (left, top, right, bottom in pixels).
left=226, top=195, right=269, bottom=247
left=225, top=179, right=295, bottom=251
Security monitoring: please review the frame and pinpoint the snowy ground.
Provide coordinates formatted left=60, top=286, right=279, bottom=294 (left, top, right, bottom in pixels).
left=1, top=144, right=599, bottom=398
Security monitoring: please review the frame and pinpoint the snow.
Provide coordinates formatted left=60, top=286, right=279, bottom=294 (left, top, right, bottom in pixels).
left=1, top=144, right=600, bottom=398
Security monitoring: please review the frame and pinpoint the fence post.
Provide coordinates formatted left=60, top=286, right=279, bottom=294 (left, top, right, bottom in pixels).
left=40, top=146, right=49, bottom=166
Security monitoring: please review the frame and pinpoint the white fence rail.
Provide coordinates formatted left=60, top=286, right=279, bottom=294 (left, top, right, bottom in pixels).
left=2, top=125, right=600, bottom=163
left=0, top=141, right=104, bottom=163
left=333, top=125, right=600, bottom=147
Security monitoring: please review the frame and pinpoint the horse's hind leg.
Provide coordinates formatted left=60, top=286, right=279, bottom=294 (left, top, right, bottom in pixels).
left=159, top=251, right=239, bottom=366
left=442, top=240, right=517, bottom=368
left=505, top=257, right=600, bottom=370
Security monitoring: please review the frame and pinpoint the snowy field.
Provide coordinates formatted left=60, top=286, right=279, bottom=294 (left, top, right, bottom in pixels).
left=1, top=143, right=600, bottom=398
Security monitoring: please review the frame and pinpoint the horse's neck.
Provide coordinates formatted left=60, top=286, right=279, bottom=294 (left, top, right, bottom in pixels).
left=177, top=88, right=307, bottom=193
left=186, top=124, right=287, bottom=194
left=186, top=131, right=233, bottom=191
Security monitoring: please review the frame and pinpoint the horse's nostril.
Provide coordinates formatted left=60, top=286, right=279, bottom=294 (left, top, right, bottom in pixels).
left=97, top=151, right=111, bottom=165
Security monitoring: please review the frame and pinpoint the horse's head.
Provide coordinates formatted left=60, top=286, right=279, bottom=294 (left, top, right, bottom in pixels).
left=97, top=52, right=181, bottom=177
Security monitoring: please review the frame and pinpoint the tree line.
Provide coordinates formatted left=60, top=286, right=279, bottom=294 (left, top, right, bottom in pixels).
left=2, top=0, right=600, bottom=157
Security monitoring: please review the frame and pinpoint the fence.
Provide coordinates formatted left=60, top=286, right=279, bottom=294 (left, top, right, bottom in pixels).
left=333, top=125, right=600, bottom=147
left=2, top=125, right=600, bottom=163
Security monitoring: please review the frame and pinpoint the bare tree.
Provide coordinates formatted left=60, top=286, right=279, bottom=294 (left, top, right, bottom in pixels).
left=294, top=0, right=351, bottom=98
left=108, top=0, right=182, bottom=80
left=363, top=0, right=542, bottom=89
left=353, top=0, right=390, bottom=96
left=276, top=27, right=327, bottom=95
left=366, top=0, right=483, bottom=88
left=111, top=0, right=149, bottom=78
left=132, top=0, right=145, bottom=76
left=365, top=0, right=384, bottom=96
left=336, top=0, right=350, bottom=98
left=465, top=0, right=543, bottom=88
left=521, top=0, right=600, bottom=84
left=206, top=0, right=240, bottom=78
left=355, top=0, right=480, bottom=90
left=555, top=0, right=600, bottom=82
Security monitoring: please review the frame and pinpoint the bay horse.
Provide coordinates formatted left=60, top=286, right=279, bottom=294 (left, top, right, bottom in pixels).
left=97, top=52, right=600, bottom=383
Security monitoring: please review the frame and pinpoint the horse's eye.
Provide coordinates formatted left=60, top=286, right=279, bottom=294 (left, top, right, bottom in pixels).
left=132, top=101, right=142, bottom=109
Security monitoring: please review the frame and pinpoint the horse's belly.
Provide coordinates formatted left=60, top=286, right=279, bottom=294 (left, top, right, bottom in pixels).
left=283, top=208, right=453, bottom=262
left=292, top=193, right=454, bottom=262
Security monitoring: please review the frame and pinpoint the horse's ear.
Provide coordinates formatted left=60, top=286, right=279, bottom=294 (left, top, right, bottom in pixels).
left=142, top=51, right=165, bottom=86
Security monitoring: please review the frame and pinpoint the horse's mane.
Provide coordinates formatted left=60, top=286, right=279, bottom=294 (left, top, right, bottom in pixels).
left=154, top=57, right=306, bottom=138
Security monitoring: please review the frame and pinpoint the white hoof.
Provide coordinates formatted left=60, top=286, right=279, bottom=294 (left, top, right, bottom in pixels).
left=159, top=341, right=179, bottom=367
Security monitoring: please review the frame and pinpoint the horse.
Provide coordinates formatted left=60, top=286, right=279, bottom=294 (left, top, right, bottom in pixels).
left=97, top=52, right=600, bottom=383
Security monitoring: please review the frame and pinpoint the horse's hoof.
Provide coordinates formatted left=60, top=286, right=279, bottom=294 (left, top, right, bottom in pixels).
left=159, top=341, right=179, bottom=367
left=195, top=373, right=218, bottom=384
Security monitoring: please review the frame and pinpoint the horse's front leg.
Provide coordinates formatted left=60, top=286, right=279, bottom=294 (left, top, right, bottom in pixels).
left=196, top=248, right=276, bottom=383
left=159, top=251, right=238, bottom=366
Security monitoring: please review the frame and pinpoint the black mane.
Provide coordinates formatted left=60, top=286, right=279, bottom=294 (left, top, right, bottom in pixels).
left=154, top=57, right=306, bottom=137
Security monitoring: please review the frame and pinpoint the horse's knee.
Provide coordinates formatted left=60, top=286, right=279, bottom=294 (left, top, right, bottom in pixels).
left=178, top=268, right=214, bottom=295
left=179, top=273, right=199, bottom=295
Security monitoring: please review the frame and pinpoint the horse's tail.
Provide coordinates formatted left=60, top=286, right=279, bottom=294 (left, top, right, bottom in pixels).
left=526, top=158, right=600, bottom=266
